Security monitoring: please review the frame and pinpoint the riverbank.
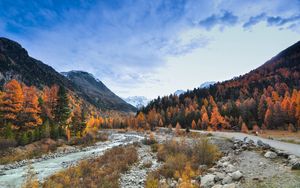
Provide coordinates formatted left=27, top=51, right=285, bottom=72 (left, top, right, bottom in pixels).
left=0, top=132, right=144, bottom=187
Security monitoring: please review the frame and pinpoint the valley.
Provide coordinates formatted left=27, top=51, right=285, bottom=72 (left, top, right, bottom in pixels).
left=1, top=129, right=299, bottom=187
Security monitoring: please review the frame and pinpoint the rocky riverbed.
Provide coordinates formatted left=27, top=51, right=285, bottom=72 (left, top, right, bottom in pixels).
left=119, top=143, right=161, bottom=188
left=197, top=136, right=300, bottom=188
left=0, top=132, right=144, bottom=188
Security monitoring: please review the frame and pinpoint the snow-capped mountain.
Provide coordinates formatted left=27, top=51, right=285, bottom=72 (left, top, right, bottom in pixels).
left=124, top=96, right=150, bottom=109
left=200, top=81, right=216, bottom=88
left=174, top=90, right=185, bottom=96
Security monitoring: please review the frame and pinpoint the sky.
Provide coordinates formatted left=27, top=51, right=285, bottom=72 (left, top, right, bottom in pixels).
left=0, top=0, right=300, bottom=99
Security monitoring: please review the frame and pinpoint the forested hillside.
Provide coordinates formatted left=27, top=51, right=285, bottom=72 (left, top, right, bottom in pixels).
left=137, top=41, right=300, bottom=132
left=0, top=37, right=135, bottom=112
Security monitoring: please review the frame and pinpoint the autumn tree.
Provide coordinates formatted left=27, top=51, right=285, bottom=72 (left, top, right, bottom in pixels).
left=21, top=86, right=42, bottom=129
left=191, top=120, right=196, bottom=130
left=210, top=107, right=226, bottom=130
left=0, top=80, right=24, bottom=127
left=41, top=85, right=58, bottom=121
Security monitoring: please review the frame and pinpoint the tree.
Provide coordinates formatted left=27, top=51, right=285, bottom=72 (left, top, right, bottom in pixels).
left=136, top=112, right=146, bottom=129
left=201, top=112, right=209, bottom=130
left=210, top=107, right=226, bottom=130
left=175, top=122, right=182, bottom=135
left=54, top=86, right=71, bottom=136
left=0, top=80, right=24, bottom=126
left=191, top=120, right=196, bottom=129
left=21, top=86, right=42, bottom=129
left=241, top=122, right=249, bottom=133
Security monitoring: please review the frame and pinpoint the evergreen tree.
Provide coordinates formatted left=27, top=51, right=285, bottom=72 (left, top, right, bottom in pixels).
left=54, top=86, right=71, bottom=136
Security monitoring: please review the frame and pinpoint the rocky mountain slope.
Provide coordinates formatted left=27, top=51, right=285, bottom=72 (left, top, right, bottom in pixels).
left=62, top=71, right=136, bottom=112
left=0, top=37, right=136, bottom=112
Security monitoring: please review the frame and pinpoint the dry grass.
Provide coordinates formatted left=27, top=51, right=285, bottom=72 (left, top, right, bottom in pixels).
left=42, top=145, right=138, bottom=188
left=0, top=138, right=60, bottom=165
left=146, top=138, right=220, bottom=187
left=258, top=130, right=300, bottom=145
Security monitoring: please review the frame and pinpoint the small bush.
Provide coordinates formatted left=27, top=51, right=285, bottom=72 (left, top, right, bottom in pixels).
left=145, top=173, right=159, bottom=188
left=43, top=145, right=138, bottom=188
left=0, top=138, right=17, bottom=150
left=143, top=133, right=157, bottom=145
left=151, top=137, right=220, bottom=184
left=142, top=160, right=153, bottom=168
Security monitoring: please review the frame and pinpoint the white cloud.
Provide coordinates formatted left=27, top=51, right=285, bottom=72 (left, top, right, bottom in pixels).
left=1, top=0, right=300, bottom=98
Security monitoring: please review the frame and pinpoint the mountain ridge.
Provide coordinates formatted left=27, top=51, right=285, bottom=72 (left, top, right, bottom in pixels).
left=0, top=37, right=136, bottom=112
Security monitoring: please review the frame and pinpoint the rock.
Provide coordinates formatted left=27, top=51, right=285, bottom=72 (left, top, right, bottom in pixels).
left=207, top=167, right=217, bottom=173
left=223, top=183, right=236, bottom=188
left=231, top=170, right=243, bottom=181
left=212, top=184, right=222, bottom=188
left=291, top=161, right=300, bottom=170
left=288, top=155, right=297, bottom=160
left=257, top=140, right=271, bottom=149
left=225, top=164, right=235, bottom=173
left=198, top=164, right=208, bottom=171
left=191, top=179, right=196, bottom=184
left=200, top=174, right=216, bottom=188
left=276, top=150, right=289, bottom=158
left=222, top=176, right=232, bottom=184
left=257, top=139, right=264, bottom=146
left=264, top=151, right=277, bottom=159
left=214, top=172, right=225, bottom=181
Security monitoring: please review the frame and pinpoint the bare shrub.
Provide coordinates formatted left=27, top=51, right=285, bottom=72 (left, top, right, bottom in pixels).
left=43, top=146, right=138, bottom=188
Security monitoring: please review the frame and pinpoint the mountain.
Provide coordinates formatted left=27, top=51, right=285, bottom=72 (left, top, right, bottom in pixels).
left=123, top=96, right=150, bottom=109
left=62, top=71, right=136, bottom=112
left=174, top=90, right=185, bottom=96
left=199, top=81, right=216, bottom=88
left=0, top=37, right=136, bottom=112
left=141, top=41, right=300, bottom=130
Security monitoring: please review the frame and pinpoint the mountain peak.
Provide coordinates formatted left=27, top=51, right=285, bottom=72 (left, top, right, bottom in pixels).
left=0, top=37, right=29, bottom=58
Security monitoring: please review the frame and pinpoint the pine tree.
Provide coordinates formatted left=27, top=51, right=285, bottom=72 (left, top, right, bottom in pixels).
left=54, top=86, right=71, bottom=136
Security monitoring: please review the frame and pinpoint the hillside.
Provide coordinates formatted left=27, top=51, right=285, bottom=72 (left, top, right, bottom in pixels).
left=140, top=41, right=300, bottom=131
left=0, top=37, right=135, bottom=112
left=62, top=71, right=136, bottom=112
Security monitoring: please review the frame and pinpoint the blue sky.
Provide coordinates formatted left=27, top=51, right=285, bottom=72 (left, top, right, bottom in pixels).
left=0, top=0, right=300, bottom=98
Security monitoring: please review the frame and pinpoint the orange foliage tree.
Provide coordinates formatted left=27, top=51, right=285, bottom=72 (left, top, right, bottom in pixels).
left=0, top=80, right=24, bottom=127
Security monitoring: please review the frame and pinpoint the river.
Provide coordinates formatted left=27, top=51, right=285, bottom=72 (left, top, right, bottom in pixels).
left=0, top=132, right=144, bottom=188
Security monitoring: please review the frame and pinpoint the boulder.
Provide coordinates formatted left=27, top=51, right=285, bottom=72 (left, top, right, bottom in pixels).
left=223, top=183, right=236, bottom=188
left=225, top=164, right=235, bottom=173
left=214, top=172, right=225, bottom=181
left=264, top=151, right=277, bottom=159
left=198, top=164, right=208, bottom=171
left=200, top=174, right=216, bottom=188
left=222, top=176, right=232, bottom=184
left=288, top=155, right=297, bottom=160
left=291, top=161, right=300, bottom=170
left=212, top=185, right=222, bottom=188
left=231, top=170, right=243, bottom=181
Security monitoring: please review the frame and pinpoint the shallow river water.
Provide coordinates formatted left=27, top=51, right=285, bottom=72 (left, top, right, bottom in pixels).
left=0, top=133, right=144, bottom=188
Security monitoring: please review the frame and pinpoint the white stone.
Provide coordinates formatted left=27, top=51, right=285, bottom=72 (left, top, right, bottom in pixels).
left=200, top=174, right=216, bottom=188
left=222, top=176, right=233, bottom=184
left=225, top=164, right=235, bottom=173
left=264, top=151, right=277, bottom=159
left=231, top=170, right=243, bottom=181
left=212, top=184, right=222, bottom=188
left=223, top=183, right=236, bottom=188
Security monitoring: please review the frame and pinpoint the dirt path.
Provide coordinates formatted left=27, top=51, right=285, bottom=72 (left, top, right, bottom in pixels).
left=191, top=130, right=300, bottom=157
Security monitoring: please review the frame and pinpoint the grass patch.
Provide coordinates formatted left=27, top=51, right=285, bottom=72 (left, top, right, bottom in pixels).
left=146, top=138, right=220, bottom=188
left=0, top=138, right=60, bottom=165
left=42, top=145, right=138, bottom=188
